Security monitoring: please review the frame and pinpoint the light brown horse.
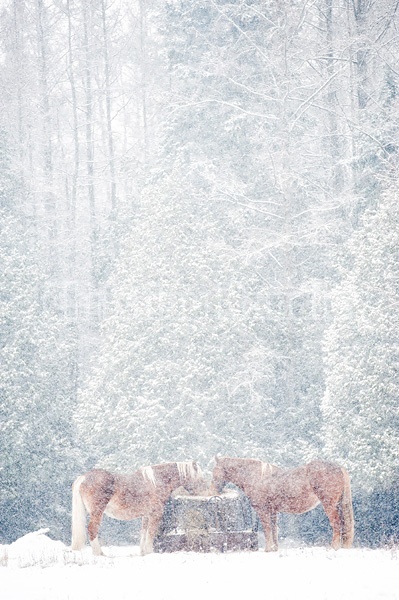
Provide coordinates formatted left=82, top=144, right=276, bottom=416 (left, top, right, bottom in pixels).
left=71, top=461, right=204, bottom=555
left=212, top=456, right=354, bottom=551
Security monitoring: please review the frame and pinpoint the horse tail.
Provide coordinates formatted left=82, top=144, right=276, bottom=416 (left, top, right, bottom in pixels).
left=339, top=468, right=354, bottom=548
left=71, top=475, right=87, bottom=550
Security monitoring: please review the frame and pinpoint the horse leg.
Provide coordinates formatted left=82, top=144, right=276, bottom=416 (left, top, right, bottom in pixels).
left=258, top=510, right=277, bottom=552
left=309, top=461, right=354, bottom=550
left=140, top=516, right=149, bottom=555
left=321, top=502, right=342, bottom=550
left=87, top=510, right=105, bottom=556
left=271, top=513, right=278, bottom=550
left=141, top=508, right=163, bottom=556
left=340, top=469, right=354, bottom=548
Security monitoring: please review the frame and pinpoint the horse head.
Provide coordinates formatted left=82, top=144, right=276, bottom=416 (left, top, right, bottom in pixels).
left=211, top=456, right=227, bottom=494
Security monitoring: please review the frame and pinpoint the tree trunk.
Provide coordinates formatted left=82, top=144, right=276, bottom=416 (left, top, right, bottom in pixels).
left=101, top=0, right=117, bottom=213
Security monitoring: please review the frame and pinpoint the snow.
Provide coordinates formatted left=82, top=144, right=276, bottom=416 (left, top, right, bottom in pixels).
left=1, top=530, right=398, bottom=600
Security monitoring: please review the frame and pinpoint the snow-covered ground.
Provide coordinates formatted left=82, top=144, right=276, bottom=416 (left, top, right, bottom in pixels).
left=1, top=530, right=398, bottom=600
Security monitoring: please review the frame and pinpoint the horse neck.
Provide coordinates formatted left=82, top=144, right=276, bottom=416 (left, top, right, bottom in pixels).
left=224, top=461, right=249, bottom=492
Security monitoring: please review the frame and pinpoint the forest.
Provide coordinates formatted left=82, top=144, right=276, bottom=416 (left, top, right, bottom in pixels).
left=0, top=0, right=398, bottom=548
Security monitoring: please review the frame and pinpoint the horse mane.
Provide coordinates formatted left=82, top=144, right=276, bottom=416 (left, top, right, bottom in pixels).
left=177, top=460, right=202, bottom=481
left=261, top=461, right=278, bottom=478
left=140, top=461, right=201, bottom=488
left=141, top=465, right=157, bottom=487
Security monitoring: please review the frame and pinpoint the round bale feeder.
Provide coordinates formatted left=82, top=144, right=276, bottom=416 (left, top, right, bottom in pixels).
left=154, top=489, right=258, bottom=553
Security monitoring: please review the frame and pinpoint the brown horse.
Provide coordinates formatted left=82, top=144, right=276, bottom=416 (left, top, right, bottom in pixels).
left=71, top=461, right=204, bottom=555
left=212, top=456, right=354, bottom=552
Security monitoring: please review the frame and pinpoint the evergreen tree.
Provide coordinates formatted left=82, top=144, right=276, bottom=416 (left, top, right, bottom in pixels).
left=322, top=187, right=399, bottom=492
left=156, top=0, right=337, bottom=463
left=77, top=166, right=279, bottom=470
left=0, top=130, right=78, bottom=542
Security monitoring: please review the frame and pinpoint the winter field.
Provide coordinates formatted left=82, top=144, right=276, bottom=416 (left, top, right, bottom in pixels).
left=1, top=530, right=398, bottom=600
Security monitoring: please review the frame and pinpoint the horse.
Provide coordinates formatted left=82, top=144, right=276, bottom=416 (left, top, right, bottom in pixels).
left=212, top=456, right=354, bottom=552
left=71, top=460, right=204, bottom=556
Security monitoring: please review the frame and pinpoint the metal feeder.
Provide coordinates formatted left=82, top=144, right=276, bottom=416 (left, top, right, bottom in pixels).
left=154, top=489, right=258, bottom=553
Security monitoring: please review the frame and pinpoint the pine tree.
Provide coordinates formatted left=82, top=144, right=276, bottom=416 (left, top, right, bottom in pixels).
left=77, top=165, right=279, bottom=470
left=322, top=186, right=399, bottom=492
left=0, top=130, right=78, bottom=542
left=155, top=0, right=340, bottom=464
